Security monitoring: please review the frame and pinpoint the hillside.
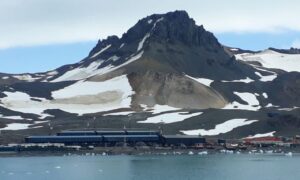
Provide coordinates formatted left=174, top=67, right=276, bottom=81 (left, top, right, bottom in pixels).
left=0, top=11, right=299, bottom=143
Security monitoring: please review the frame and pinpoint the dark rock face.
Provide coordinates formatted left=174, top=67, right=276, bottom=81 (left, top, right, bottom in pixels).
left=267, top=73, right=300, bottom=107
left=127, top=71, right=227, bottom=109
left=269, top=47, right=300, bottom=54
left=150, top=11, right=220, bottom=48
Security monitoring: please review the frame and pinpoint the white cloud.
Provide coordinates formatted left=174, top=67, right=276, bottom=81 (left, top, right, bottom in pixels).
left=1, top=0, right=300, bottom=49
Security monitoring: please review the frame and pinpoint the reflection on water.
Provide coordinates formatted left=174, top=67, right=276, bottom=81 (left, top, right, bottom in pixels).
left=0, top=154, right=299, bottom=180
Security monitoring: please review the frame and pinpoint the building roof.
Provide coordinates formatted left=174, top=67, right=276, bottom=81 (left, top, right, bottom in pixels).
left=163, top=135, right=204, bottom=139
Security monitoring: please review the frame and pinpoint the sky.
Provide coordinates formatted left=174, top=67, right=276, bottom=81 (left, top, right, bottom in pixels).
left=0, top=0, right=300, bottom=73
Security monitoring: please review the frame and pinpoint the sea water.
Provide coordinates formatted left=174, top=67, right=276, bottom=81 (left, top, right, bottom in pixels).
left=0, top=154, right=299, bottom=180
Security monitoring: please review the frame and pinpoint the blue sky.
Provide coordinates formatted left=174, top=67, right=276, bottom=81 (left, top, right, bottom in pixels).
left=0, top=0, right=300, bottom=73
left=0, top=42, right=96, bottom=74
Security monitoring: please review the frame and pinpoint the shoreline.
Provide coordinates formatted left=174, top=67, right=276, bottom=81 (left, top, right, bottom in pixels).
left=1, top=146, right=299, bottom=157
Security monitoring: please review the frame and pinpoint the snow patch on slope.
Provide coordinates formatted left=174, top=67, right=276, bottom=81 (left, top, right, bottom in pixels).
left=222, top=77, right=254, bottom=83
left=107, top=55, right=120, bottom=62
left=278, top=107, right=300, bottom=111
left=236, top=50, right=300, bottom=72
left=90, top=44, right=111, bottom=58
left=262, top=93, right=268, bottom=98
left=52, top=75, right=131, bottom=99
left=0, top=114, right=32, bottom=120
left=119, top=43, right=125, bottom=48
left=186, top=75, right=214, bottom=87
left=234, top=92, right=260, bottom=106
left=0, top=123, right=32, bottom=130
left=0, top=92, right=53, bottom=118
left=153, top=17, right=164, bottom=29
left=245, top=131, right=276, bottom=139
left=181, top=118, right=258, bottom=136
left=51, top=60, right=105, bottom=82
left=1, top=75, right=135, bottom=116
left=13, top=74, right=41, bottom=82
left=137, top=33, right=150, bottom=51
left=223, top=92, right=261, bottom=111
left=52, top=51, right=144, bottom=82
left=139, top=112, right=202, bottom=124
left=142, top=104, right=180, bottom=114
left=255, top=71, right=277, bottom=82
left=103, top=111, right=135, bottom=116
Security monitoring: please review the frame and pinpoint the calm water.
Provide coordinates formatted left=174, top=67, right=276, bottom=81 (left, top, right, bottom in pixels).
left=0, top=154, right=299, bottom=180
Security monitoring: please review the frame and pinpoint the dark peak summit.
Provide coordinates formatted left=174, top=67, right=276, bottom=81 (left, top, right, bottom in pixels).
left=90, top=11, right=221, bottom=57
left=124, top=10, right=219, bottom=47
left=89, top=35, right=120, bottom=56
left=150, top=11, right=219, bottom=47
left=122, top=11, right=191, bottom=38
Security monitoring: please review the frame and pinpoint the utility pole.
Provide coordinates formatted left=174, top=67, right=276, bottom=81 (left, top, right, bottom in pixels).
left=48, top=122, right=53, bottom=135
left=93, top=116, right=96, bottom=130
left=123, top=124, right=127, bottom=147
left=159, top=120, right=164, bottom=135
left=87, top=121, right=90, bottom=130
left=128, top=114, right=132, bottom=130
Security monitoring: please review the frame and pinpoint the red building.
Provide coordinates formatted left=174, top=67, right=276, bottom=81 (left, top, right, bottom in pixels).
left=243, top=137, right=282, bottom=145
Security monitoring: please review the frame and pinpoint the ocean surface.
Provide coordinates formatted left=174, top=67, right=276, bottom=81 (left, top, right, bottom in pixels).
left=0, top=154, right=299, bottom=180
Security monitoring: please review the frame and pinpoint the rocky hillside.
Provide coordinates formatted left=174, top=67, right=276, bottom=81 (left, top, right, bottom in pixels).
left=0, top=11, right=299, bottom=143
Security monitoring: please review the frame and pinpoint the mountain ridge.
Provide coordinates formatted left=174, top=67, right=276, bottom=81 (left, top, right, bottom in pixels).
left=0, top=10, right=299, bottom=143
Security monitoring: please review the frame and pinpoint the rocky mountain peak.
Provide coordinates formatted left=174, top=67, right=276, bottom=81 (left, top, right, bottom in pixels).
left=84, top=10, right=257, bottom=82
left=90, top=10, right=221, bottom=56
left=149, top=11, right=217, bottom=47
